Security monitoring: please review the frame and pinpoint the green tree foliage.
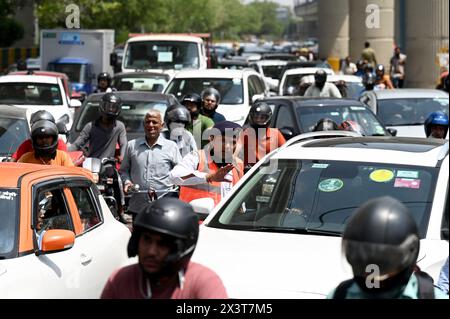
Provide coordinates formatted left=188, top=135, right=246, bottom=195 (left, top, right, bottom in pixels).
left=0, top=0, right=25, bottom=47
left=36, top=0, right=288, bottom=43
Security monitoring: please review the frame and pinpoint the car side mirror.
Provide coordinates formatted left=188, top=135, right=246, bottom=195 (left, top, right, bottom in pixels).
left=280, top=127, right=294, bottom=139
left=110, top=52, right=118, bottom=67
left=189, top=198, right=215, bottom=221
left=37, top=229, right=75, bottom=255
left=387, top=128, right=397, bottom=136
left=70, top=98, right=82, bottom=109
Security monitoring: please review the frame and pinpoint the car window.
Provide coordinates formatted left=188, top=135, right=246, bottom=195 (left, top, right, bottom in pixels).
left=209, top=159, right=438, bottom=239
left=0, top=188, right=19, bottom=258
left=165, top=78, right=244, bottom=105
left=249, top=75, right=265, bottom=94
left=113, top=76, right=169, bottom=92
left=70, top=186, right=102, bottom=232
left=377, top=98, right=449, bottom=126
left=0, top=82, right=63, bottom=105
left=0, top=117, right=29, bottom=157
left=76, top=101, right=169, bottom=133
left=275, top=104, right=296, bottom=131
left=296, top=104, right=387, bottom=136
left=247, top=77, right=257, bottom=101
left=34, top=188, right=74, bottom=235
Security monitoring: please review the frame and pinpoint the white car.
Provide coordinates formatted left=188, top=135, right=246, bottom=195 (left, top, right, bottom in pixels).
left=279, top=67, right=335, bottom=96
left=164, top=69, right=269, bottom=125
left=0, top=163, right=131, bottom=298
left=191, top=134, right=449, bottom=298
left=0, top=74, right=77, bottom=131
left=301, top=74, right=364, bottom=99
left=249, top=60, right=288, bottom=92
left=359, top=89, right=449, bottom=138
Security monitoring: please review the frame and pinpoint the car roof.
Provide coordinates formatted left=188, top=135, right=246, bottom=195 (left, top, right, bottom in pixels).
left=86, top=91, right=172, bottom=102
left=370, top=89, right=449, bottom=99
left=271, top=136, right=448, bottom=167
left=0, top=74, right=58, bottom=84
left=9, top=71, right=69, bottom=80
left=284, top=67, right=334, bottom=76
left=127, top=35, right=203, bottom=43
left=0, top=163, right=93, bottom=188
left=0, top=104, right=29, bottom=118
left=171, top=68, right=257, bottom=79
left=262, top=96, right=366, bottom=107
left=113, top=72, right=170, bottom=79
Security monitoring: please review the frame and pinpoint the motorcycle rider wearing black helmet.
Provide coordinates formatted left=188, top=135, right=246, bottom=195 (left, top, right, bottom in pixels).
left=200, top=87, right=226, bottom=124
left=162, top=103, right=197, bottom=157
left=304, top=69, right=342, bottom=98
left=11, top=110, right=68, bottom=162
left=237, top=101, right=286, bottom=170
left=182, top=93, right=214, bottom=149
left=328, top=196, right=447, bottom=299
left=101, top=198, right=228, bottom=299
left=362, top=72, right=377, bottom=92
left=94, top=72, right=115, bottom=93
left=18, top=120, right=74, bottom=167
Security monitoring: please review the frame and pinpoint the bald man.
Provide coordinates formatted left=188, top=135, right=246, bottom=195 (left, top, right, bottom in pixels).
left=120, top=110, right=182, bottom=205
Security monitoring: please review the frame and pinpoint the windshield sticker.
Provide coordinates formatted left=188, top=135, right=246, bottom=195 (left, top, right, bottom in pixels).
left=0, top=191, right=17, bottom=200
left=369, top=169, right=394, bottom=183
left=397, top=170, right=419, bottom=179
left=318, top=178, right=344, bottom=192
left=158, top=52, right=173, bottom=62
left=350, top=106, right=366, bottom=111
left=375, top=126, right=385, bottom=134
left=330, top=112, right=339, bottom=116
left=394, top=178, right=421, bottom=189
left=312, top=163, right=329, bottom=169
left=232, top=78, right=241, bottom=85
left=256, top=196, right=270, bottom=203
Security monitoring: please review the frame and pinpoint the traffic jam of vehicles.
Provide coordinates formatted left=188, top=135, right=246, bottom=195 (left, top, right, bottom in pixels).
left=0, top=2, right=449, bottom=301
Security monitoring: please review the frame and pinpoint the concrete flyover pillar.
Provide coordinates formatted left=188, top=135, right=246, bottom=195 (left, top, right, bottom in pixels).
left=349, top=0, right=395, bottom=69
left=405, top=0, right=449, bottom=88
left=318, top=0, right=350, bottom=69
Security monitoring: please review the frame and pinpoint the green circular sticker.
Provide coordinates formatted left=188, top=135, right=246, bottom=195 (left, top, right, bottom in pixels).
left=370, top=169, right=394, bottom=183
left=318, top=178, right=344, bottom=192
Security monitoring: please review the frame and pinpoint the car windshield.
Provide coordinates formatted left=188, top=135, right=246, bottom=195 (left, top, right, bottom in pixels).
left=261, top=65, right=285, bottom=80
left=0, top=117, right=29, bottom=156
left=165, top=78, right=244, bottom=105
left=208, top=160, right=437, bottom=239
left=113, top=76, right=168, bottom=92
left=0, top=188, right=19, bottom=258
left=76, top=101, right=169, bottom=133
left=0, top=83, right=63, bottom=105
left=124, top=41, right=200, bottom=70
left=296, top=104, right=388, bottom=136
left=377, top=98, right=449, bottom=126
left=49, top=63, right=84, bottom=83
left=282, top=73, right=317, bottom=94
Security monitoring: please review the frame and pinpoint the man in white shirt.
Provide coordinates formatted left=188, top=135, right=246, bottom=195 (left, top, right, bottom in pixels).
left=304, top=69, right=342, bottom=98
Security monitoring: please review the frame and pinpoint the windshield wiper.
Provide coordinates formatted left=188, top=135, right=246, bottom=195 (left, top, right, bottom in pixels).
left=243, top=226, right=340, bottom=236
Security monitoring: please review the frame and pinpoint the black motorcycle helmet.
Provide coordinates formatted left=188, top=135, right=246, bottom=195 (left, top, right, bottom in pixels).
left=376, top=64, right=385, bottom=75
left=31, top=120, right=59, bottom=159
left=314, top=69, right=328, bottom=88
left=248, top=101, right=273, bottom=129
left=164, top=104, right=191, bottom=127
left=363, top=72, right=376, bottom=90
left=30, top=110, right=55, bottom=127
left=97, top=72, right=112, bottom=86
left=99, top=92, right=122, bottom=119
left=181, top=93, right=202, bottom=109
left=312, top=118, right=339, bottom=131
left=127, top=198, right=199, bottom=272
left=342, top=196, right=420, bottom=294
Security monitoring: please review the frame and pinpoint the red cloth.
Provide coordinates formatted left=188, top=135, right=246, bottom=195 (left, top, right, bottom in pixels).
left=12, top=138, right=68, bottom=160
left=101, top=262, right=228, bottom=299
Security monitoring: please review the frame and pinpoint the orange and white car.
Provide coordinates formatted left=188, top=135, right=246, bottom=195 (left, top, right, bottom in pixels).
left=0, top=163, right=131, bottom=298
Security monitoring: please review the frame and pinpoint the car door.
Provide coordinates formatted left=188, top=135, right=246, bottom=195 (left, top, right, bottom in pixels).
left=64, top=178, right=129, bottom=298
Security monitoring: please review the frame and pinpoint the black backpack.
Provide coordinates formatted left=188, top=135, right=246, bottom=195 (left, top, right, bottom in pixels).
left=333, top=271, right=435, bottom=299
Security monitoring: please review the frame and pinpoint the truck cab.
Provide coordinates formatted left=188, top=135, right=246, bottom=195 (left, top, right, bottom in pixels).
left=48, top=57, right=96, bottom=95
left=119, top=34, right=209, bottom=76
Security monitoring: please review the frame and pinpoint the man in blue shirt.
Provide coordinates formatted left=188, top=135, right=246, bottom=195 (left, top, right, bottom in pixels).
left=200, top=87, right=226, bottom=124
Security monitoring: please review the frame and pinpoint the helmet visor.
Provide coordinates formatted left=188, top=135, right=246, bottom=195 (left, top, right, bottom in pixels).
left=342, top=234, right=419, bottom=281
left=102, top=101, right=120, bottom=116
left=251, top=112, right=271, bottom=126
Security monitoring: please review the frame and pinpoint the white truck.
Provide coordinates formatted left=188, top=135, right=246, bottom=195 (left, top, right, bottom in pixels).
left=40, top=29, right=115, bottom=95
left=115, top=33, right=210, bottom=76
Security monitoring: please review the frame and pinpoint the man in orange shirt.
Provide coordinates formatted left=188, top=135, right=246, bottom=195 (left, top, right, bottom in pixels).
left=18, top=120, right=74, bottom=167
left=238, top=102, right=286, bottom=171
